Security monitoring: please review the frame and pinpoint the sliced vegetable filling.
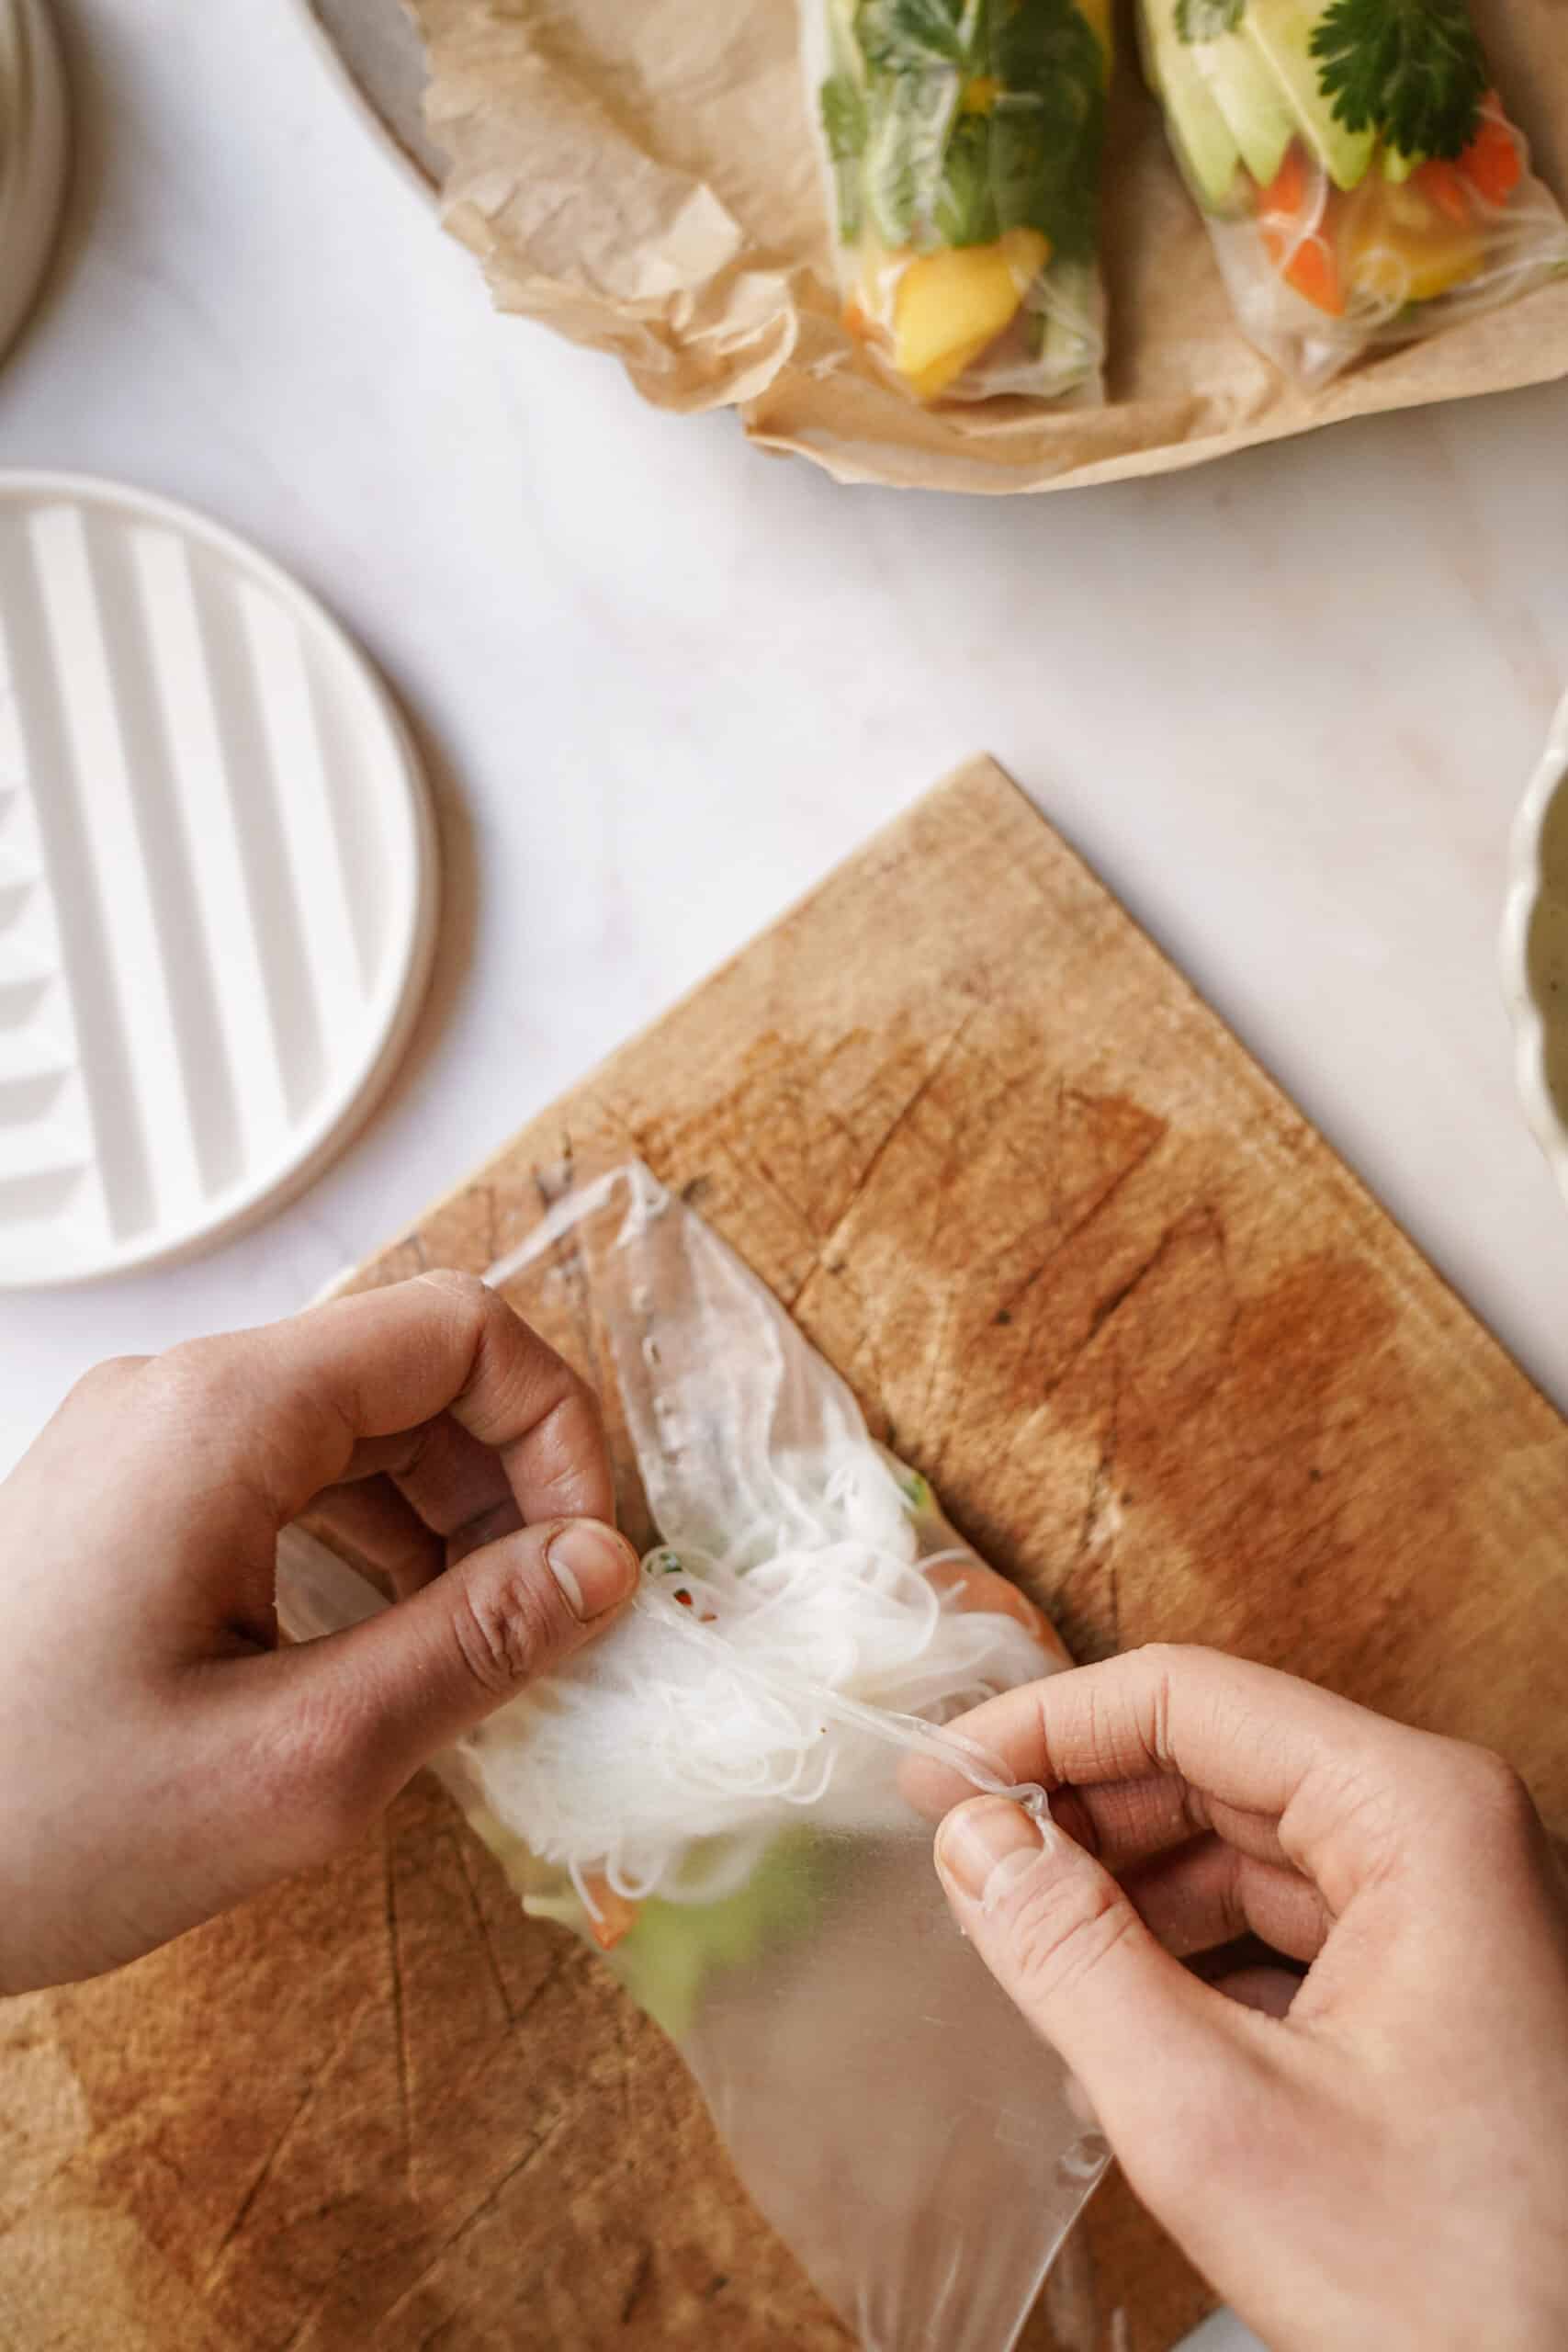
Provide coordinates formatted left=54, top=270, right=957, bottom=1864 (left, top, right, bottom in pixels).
left=1139, top=0, right=1568, bottom=380
left=812, top=0, right=1111, bottom=403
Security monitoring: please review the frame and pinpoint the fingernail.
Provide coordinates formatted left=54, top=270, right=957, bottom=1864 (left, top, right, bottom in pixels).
left=547, top=1521, right=638, bottom=1622
left=937, top=1797, right=1045, bottom=1907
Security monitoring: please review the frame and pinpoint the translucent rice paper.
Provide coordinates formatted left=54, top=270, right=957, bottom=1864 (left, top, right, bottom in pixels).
left=804, top=0, right=1111, bottom=405
left=276, top=1161, right=1108, bottom=2351
left=1139, top=0, right=1568, bottom=386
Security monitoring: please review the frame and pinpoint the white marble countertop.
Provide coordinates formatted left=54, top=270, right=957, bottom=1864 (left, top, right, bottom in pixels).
left=4, top=6, right=1567, bottom=2344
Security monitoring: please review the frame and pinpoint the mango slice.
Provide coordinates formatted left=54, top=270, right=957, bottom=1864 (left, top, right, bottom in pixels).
left=893, top=228, right=1050, bottom=401
left=1343, top=178, right=1484, bottom=305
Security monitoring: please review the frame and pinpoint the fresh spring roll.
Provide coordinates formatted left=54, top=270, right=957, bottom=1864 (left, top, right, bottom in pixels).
left=808, top=0, right=1112, bottom=404
left=1140, top=0, right=1568, bottom=387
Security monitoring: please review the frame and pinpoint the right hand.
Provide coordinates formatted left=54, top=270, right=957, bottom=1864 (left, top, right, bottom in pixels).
left=932, top=1645, right=1568, bottom=2352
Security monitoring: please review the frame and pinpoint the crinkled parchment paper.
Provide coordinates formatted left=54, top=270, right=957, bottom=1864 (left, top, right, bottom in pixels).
left=409, top=0, right=1568, bottom=492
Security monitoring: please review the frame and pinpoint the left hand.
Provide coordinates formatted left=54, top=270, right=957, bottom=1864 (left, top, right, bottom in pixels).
left=0, top=1272, right=637, bottom=1996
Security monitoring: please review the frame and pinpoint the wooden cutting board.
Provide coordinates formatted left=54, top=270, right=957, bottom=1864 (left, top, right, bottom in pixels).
left=6, top=755, right=1567, bottom=2352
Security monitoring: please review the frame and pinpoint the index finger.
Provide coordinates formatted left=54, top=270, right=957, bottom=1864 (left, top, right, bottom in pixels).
left=930, top=1645, right=1438, bottom=1913
left=174, top=1271, right=615, bottom=1531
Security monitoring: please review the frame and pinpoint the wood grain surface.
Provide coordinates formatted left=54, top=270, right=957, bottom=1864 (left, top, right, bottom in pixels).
left=6, top=756, right=1567, bottom=2352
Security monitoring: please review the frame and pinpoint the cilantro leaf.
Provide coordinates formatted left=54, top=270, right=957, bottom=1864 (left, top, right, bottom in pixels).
left=1175, top=0, right=1245, bottom=40
left=1309, top=0, right=1488, bottom=161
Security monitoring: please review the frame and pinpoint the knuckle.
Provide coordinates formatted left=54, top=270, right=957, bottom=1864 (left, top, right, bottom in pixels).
left=417, top=1267, right=493, bottom=1327
left=529, top=1377, right=607, bottom=1489
left=416, top=1272, right=536, bottom=1403
left=1133, top=1640, right=1203, bottom=1670
left=1438, top=1739, right=1537, bottom=1836
left=1133, top=1640, right=1211, bottom=1702
left=551, top=1355, right=600, bottom=1421
left=451, top=1555, right=564, bottom=1697
left=68, top=1354, right=151, bottom=1408
left=1127, top=1642, right=1209, bottom=1770
left=151, top=1333, right=250, bottom=1416
left=1007, top=1863, right=1141, bottom=2005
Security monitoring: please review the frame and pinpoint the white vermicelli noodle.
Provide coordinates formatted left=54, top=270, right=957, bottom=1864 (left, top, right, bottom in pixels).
left=461, top=1442, right=1046, bottom=1909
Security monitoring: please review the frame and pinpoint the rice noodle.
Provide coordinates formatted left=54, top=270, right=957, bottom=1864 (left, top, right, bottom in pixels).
left=461, top=1440, right=1045, bottom=1909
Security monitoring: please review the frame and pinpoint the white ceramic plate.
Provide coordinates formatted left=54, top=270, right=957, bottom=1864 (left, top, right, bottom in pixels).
left=1500, top=685, right=1568, bottom=1205
left=0, top=0, right=69, bottom=363
left=0, top=473, right=439, bottom=1286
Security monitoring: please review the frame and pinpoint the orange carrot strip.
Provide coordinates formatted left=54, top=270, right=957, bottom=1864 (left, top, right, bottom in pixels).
left=1460, top=102, right=1523, bottom=206
left=1258, top=142, right=1308, bottom=224
left=1415, top=160, right=1472, bottom=225
left=582, top=1873, right=641, bottom=1951
left=1282, top=232, right=1345, bottom=316
left=1257, top=144, right=1344, bottom=313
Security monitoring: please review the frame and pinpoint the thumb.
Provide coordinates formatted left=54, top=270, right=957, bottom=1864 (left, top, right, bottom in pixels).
left=276, top=1516, right=639, bottom=1805
left=935, top=1794, right=1258, bottom=2158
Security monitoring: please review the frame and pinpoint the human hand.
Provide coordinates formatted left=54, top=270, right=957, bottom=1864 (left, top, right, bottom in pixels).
left=0, top=1273, right=638, bottom=1996
left=931, top=1645, right=1568, bottom=2352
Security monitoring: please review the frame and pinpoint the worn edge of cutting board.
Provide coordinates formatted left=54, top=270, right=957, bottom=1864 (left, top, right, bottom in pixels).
left=9, top=757, right=1567, bottom=2352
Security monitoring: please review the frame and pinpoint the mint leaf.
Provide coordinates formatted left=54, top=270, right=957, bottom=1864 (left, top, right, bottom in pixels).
left=1176, top=0, right=1245, bottom=39
left=820, top=73, right=869, bottom=160
left=935, top=112, right=1000, bottom=243
left=857, top=0, right=972, bottom=71
left=1310, top=0, right=1487, bottom=160
left=863, top=67, right=958, bottom=243
left=987, top=0, right=1107, bottom=261
left=820, top=74, right=869, bottom=238
left=846, top=0, right=1104, bottom=262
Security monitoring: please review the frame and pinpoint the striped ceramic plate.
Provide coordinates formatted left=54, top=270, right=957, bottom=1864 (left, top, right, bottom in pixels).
left=0, top=473, right=438, bottom=1284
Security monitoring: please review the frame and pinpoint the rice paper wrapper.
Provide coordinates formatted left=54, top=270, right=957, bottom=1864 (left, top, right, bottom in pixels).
left=800, top=0, right=1111, bottom=408
left=277, top=1162, right=1108, bottom=2350
left=404, top=0, right=1568, bottom=492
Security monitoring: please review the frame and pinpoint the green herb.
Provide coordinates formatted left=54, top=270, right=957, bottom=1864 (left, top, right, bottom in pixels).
left=1175, top=0, right=1244, bottom=40
left=841, top=0, right=1106, bottom=258
left=820, top=72, right=870, bottom=236
left=1309, top=0, right=1488, bottom=161
left=820, top=72, right=869, bottom=160
left=934, top=111, right=999, bottom=243
left=858, top=0, right=974, bottom=71
left=989, top=1, right=1106, bottom=261
left=864, top=67, right=958, bottom=243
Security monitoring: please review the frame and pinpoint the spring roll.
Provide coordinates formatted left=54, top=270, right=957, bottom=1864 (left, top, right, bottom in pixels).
left=1140, top=0, right=1568, bottom=386
left=808, top=0, right=1112, bottom=404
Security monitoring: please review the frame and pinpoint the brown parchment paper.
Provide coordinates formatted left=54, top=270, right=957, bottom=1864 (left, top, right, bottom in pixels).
left=411, top=0, right=1568, bottom=490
